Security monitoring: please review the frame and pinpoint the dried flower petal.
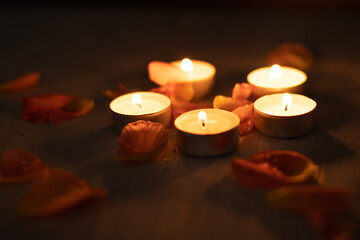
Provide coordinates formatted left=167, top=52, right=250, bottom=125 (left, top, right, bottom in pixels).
left=232, top=150, right=320, bottom=188
left=148, top=61, right=187, bottom=86
left=232, top=83, right=253, bottom=100
left=232, top=103, right=255, bottom=135
left=17, top=168, right=106, bottom=217
left=0, top=72, right=40, bottom=92
left=23, top=94, right=94, bottom=124
left=213, top=95, right=251, bottom=111
left=267, top=42, right=314, bottom=71
left=0, top=149, right=48, bottom=183
left=118, top=120, right=169, bottom=162
left=266, top=186, right=351, bottom=239
left=103, top=83, right=130, bottom=99
left=172, top=100, right=212, bottom=120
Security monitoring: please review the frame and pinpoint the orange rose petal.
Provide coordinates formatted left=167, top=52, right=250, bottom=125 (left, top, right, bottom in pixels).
left=172, top=100, right=212, bottom=119
left=232, top=150, right=320, bottom=188
left=213, top=95, right=251, bottom=111
left=148, top=61, right=187, bottom=86
left=0, top=72, right=40, bottom=92
left=0, top=149, right=48, bottom=183
left=232, top=103, right=255, bottom=135
left=118, top=120, right=169, bottom=162
left=232, top=83, right=253, bottom=100
left=17, top=168, right=106, bottom=217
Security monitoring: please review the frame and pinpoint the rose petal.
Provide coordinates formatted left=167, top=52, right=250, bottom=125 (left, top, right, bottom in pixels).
left=0, top=72, right=40, bottom=92
left=172, top=100, right=212, bottom=120
left=148, top=61, right=187, bottom=86
left=266, top=186, right=349, bottom=215
left=103, top=83, right=130, bottom=99
left=232, top=103, right=255, bottom=135
left=268, top=42, right=314, bottom=71
left=213, top=95, right=251, bottom=111
left=232, top=83, right=253, bottom=100
left=232, top=150, right=320, bottom=188
left=23, top=94, right=94, bottom=124
left=17, top=168, right=106, bottom=217
left=118, top=120, right=169, bottom=162
left=0, top=149, right=48, bottom=183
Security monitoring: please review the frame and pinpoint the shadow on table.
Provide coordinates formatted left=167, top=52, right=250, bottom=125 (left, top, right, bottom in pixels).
left=205, top=175, right=314, bottom=240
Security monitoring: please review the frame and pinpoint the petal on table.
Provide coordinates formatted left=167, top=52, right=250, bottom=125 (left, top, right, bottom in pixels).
left=232, top=150, right=320, bottom=188
left=23, top=94, right=94, bottom=124
left=232, top=103, right=255, bottom=135
left=232, top=83, right=253, bottom=100
left=213, top=95, right=251, bottom=111
left=267, top=42, right=314, bottom=71
left=0, top=72, right=40, bottom=92
left=0, top=149, right=48, bottom=183
left=172, top=100, right=212, bottom=120
left=17, top=168, right=106, bottom=217
left=148, top=61, right=187, bottom=86
left=118, top=120, right=169, bottom=162
left=103, top=83, right=130, bottom=99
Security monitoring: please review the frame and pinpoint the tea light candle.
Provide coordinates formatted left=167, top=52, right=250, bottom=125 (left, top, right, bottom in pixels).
left=254, top=93, right=317, bottom=138
left=171, top=58, right=216, bottom=100
left=175, top=109, right=239, bottom=157
left=247, top=65, right=307, bottom=99
left=110, top=92, right=171, bottom=132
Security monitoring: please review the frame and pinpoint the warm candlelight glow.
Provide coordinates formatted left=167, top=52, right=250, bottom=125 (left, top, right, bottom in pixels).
left=282, top=93, right=292, bottom=111
left=132, top=93, right=143, bottom=110
left=198, top=110, right=207, bottom=128
left=270, top=64, right=282, bottom=81
left=180, top=58, right=193, bottom=72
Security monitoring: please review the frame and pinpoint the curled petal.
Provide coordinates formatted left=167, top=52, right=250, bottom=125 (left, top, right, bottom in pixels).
left=118, top=120, right=169, bottom=162
left=0, top=149, right=48, bottom=183
left=232, top=150, right=320, bottom=188
left=172, top=100, right=212, bottom=120
left=17, top=168, right=106, bottom=217
left=268, top=42, right=314, bottom=71
left=0, top=72, right=40, bottom=92
left=232, top=83, right=253, bottom=100
left=148, top=61, right=187, bottom=86
left=213, top=95, right=251, bottom=111
left=232, top=103, right=255, bottom=135
left=22, top=94, right=94, bottom=124
left=151, top=82, right=194, bottom=102
left=103, top=83, right=130, bottom=99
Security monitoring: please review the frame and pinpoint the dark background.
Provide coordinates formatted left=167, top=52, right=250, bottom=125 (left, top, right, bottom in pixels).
left=0, top=1, right=359, bottom=240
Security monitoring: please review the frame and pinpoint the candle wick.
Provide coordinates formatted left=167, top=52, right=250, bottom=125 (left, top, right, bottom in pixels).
left=202, top=121, right=205, bottom=129
left=136, top=103, right=142, bottom=110
left=285, top=104, right=288, bottom=111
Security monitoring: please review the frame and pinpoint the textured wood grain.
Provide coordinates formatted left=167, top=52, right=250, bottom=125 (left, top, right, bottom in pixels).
left=0, top=7, right=359, bottom=240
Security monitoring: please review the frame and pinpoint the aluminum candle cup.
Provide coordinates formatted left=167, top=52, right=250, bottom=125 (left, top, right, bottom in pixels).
left=110, top=92, right=171, bottom=133
left=254, top=93, right=317, bottom=138
left=247, top=65, right=307, bottom=100
left=171, top=59, right=216, bottom=100
left=174, top=109, right=240, bottom=157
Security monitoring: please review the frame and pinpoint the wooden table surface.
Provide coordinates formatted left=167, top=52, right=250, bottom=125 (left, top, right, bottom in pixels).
left=0, top=6, right=359, bottom=240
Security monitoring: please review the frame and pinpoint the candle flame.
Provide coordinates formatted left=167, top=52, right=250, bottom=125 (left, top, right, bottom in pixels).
left=198, top=111, right=207, bottom=129
left=282, top=93, right=292, bottom=111
left=132, top=93, right=143, bottom=110
left=180, top=58, right=193, bottom=72
left=270, top=64, right=282, bottom=81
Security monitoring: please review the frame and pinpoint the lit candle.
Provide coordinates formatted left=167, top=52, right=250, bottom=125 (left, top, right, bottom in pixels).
left=175, top=109, right=240, bottom=157
left=247, top=65, right=307, bottom=99
left=254, top=93, right=317, bottom=138
left=110, top=92, right=171, bottom=132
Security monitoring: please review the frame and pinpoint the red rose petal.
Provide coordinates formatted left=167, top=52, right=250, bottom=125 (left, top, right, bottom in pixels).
left=22, top=94, right=94, bottom=124
left=0, top=72, right=40, bottom=92
left=0, top=149, right=48, bottom=183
